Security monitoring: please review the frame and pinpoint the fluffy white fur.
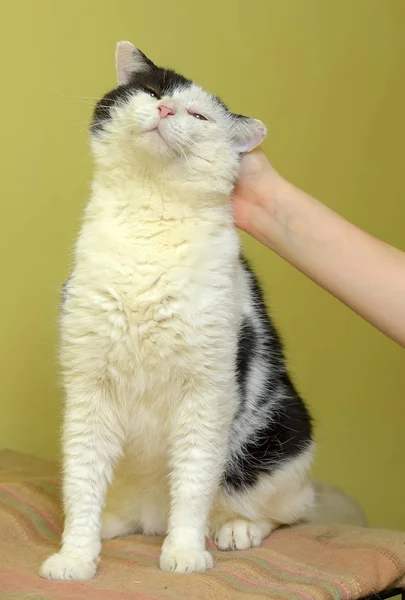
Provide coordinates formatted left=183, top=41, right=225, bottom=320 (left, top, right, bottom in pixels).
left=40, top=42, right=313, bottom=581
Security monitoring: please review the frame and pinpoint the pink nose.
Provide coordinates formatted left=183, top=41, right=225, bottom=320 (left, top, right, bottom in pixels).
left=158, top=104, right=175, bottom=119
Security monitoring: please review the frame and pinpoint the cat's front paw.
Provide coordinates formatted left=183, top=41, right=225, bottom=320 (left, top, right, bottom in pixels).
left=39, top=552, right=97, bottom=581
left=159, top=547, right=213, bottom=574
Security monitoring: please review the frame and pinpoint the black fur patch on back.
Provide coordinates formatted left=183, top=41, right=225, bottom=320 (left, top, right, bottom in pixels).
left=223, top=258, right=313, bottom=493
left=224, top=379, right=313, bottom=491
left=236, top=317, right=256, bottom=400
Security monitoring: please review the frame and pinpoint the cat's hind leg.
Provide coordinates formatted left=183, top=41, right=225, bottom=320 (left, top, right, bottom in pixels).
left=102, top=455, right=170, bottom=540
left=101, top=464, right=139, bottom=540
left=214, top=519, right=273, bottom=551
left=210, top=448, right=314, bottom=551
left=101, top=512, right=137, bottom=540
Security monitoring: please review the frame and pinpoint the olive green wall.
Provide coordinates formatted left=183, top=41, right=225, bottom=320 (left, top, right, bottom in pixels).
left=1, top=0, right=404, bottom=529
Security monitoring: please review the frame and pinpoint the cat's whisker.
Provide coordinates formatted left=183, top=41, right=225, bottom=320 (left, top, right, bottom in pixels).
left=180, top=138, right=211, bottom=163
left=50, top=89, right=109, bottom=101
left=178, top=145, right=191, bottom=171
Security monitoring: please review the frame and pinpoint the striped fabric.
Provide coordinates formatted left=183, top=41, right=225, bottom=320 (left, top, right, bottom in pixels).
left=0, top=450, right=404, bottom=600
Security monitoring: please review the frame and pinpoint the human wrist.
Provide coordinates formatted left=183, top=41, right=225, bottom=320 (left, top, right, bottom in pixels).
left=246, top=172, right=292, bottom=250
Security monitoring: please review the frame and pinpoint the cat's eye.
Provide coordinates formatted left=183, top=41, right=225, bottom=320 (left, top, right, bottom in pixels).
left=145, top=88, right=159, bottom=99
left=192, top=113, right=208, bottom=121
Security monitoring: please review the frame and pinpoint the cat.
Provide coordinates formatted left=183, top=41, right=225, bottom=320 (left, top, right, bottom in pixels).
left=40, top=41, right=314, bottom=580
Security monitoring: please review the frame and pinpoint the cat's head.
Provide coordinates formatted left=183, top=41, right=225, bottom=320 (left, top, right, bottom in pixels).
left=91, top=42, right=266, bottom=183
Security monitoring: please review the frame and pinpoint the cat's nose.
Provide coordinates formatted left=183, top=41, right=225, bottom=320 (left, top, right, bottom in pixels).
left=158, top=103, right=176, bottom=119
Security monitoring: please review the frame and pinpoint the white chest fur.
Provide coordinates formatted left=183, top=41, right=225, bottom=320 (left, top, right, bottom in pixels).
left=62, top=175, right=241, bottom=393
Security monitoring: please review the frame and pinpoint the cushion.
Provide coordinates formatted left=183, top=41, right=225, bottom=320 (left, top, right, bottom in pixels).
left=0, top=449, right=404, bottom=599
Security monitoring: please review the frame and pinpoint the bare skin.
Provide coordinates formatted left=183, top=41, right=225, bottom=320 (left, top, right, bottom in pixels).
left=233, top=149, right=405, bottom=348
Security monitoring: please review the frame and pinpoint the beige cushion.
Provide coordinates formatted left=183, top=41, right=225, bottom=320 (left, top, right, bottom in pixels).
left=0, top=450, right=404, bottom=599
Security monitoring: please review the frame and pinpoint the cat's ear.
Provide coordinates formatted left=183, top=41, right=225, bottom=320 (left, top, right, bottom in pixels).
left=115, top=41, right=155, bottom=85
left=231, top=115, right=267, bottom=154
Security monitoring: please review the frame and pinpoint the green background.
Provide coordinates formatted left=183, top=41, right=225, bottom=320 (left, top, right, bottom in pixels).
left=1, top=0, right=404, bottom=529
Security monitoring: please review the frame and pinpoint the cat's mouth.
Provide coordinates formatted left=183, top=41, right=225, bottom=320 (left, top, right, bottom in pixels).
left=145, top=124, right=168, bottom=144
left=145, top=121, right=163, bottom=139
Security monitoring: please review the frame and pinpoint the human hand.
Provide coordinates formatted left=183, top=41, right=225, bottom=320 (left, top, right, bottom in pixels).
left=232, top=149, right=285, bottom=247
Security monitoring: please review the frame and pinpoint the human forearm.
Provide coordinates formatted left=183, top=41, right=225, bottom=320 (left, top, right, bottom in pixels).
left=258, top=177, right=405, bottom=347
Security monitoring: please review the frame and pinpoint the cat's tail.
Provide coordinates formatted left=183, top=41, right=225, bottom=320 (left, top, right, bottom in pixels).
left=307, top=480, right=368, bottom=527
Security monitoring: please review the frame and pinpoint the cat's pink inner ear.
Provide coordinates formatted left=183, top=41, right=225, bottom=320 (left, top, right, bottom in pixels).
left=115, top=41, right=154, bottom=85
left=116, top=41, right=137, bottom=85
left=232, top=118, right=267, bottom=154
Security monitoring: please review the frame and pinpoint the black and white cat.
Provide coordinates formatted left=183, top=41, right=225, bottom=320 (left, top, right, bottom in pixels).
left=40, top=42, right=314, bottom=580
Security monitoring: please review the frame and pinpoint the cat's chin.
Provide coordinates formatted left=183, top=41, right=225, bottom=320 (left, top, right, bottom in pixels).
left=145, top=126, right=165, bottom=140
left=139, top=127, right=173, bottom=157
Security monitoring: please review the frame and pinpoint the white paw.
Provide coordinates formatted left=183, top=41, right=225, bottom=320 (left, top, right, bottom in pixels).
left=159, top=548, right=214, bottom=574
left=39, top=552, right=97, bottom=581
left=214, top=519, right=272, bottom=551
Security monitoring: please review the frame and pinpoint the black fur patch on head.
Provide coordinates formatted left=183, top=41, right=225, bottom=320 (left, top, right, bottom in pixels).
left=91, top=56, right=234, bottom=135
left=91, top=66, right=193, bottom=134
